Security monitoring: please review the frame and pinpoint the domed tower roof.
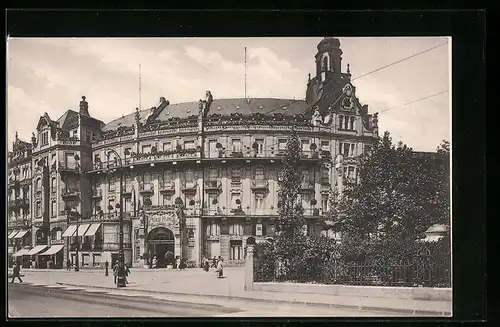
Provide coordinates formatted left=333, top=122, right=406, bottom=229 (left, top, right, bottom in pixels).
left=317, top=37, right=341, bottom=51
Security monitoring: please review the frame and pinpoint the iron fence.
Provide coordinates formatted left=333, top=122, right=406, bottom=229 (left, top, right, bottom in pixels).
left=254, top=247, right=451, bottom=288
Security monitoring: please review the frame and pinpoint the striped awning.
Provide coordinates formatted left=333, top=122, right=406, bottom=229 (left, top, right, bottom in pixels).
left=76, top=224, right=90, bottom=236
left=8, top=230, right=19, bottom=239
left=27, top=245, right=49, bottom=255
left=12, top=248, right=31, bottom=257
left=13, top=230, right=29, bottom=239
left=62, top=225, right=77, bottom=237
left=39, top=244, right=64, bottom=256
left=83, top=223, right=101, bottom=237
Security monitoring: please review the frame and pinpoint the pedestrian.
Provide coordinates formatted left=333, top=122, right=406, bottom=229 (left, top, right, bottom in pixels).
left=175, top=256, right=180, bottom=270
left=67, top=259, right=72, bottom=271
left=211, top=256, right=217, bottom=269
left=124, top=264, right=131, bottom=284
left=112, top=261, right=119, bottom=284
left=216, top=256, right=224, bottom=279
left=152, top=256, right=157, bottom=269
left=104, top=260, right=109, bottom=276
left=179, top=258, right=187, bottom=270
left=11, top=263, right=23, bottom=283
left=203, top=257, right=210, bottom=272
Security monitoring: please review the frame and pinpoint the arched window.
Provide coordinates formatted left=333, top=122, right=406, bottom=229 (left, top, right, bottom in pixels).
left=36, top=178, right=42, bottom=192
left=322, top=55, right=329, bottom=71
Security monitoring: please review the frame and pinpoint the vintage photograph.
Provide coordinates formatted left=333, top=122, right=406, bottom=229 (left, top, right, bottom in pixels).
left=7, top=37, right=451, bottom=317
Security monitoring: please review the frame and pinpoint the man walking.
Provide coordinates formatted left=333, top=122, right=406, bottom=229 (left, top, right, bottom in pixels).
left=11, top=263, right=23, bottom=283
left=112, top=261, right=119, bottom=284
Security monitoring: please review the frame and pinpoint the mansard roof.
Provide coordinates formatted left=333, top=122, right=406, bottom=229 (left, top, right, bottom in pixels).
left=103, top=98, right=310, bottom=131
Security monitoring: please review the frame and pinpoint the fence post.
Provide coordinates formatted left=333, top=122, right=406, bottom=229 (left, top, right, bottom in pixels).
left=244, top=245, right=254, bottom=291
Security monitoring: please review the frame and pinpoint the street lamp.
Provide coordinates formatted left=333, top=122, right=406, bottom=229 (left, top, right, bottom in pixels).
left=66, top=205, right=81, bottom=272
left=105, top=149, right=126, bottom=288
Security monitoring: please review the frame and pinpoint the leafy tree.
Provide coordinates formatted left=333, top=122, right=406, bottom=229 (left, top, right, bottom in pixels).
left=329, top=131, right=450, bottom=242
left=274, top=129, right=307, bottom=262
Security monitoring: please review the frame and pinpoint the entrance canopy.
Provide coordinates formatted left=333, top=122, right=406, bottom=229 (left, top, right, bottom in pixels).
left=27, top=245, right=49, bottom=255
left=12, top=248, right=31, bottom=257
left=62, top=225, right=77, bottom=237
left=39, top=244, right=64, bottom=256
left=13, top=230, right=29, bottom=239
left=83, top=223, right=101, bottom=237
left=77, top=224, right=90, bottom=236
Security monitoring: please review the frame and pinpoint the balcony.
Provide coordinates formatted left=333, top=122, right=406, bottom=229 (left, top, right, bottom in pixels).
left=61, top=188, right=81, bottom=199
left=300, top=181, right=315, bottom=192
left=139, top=183, right=155, bottom=195
left=204, top=149, right=324, bottom=162
left=181, top=181, right=198, bottom=193
left=159, top=181, right=176, bottom=194
left=58, top=161, right=80, bottom=173
left=204, top=180, right=222, bottom=192
left=91, top=212, right=133, bottom=222
left=91, top=188, right=102, bottom=199
left=250, top=180, right=269, bottom=192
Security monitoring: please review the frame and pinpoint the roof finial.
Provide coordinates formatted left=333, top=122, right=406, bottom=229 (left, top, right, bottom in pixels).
left=15, top=131, right=18, bottom=140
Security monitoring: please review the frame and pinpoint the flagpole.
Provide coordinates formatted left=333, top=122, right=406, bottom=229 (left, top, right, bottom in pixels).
left=244, top=47, right=247, bottom=100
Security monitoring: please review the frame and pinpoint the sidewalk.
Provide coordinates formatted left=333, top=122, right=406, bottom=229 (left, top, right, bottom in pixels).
left=12, top=267, right=452, bottom=316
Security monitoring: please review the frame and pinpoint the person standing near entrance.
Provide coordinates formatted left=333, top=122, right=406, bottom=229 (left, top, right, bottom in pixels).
left=216, top=256, right=224, bottom=279
left=11, top=263, right=23, bottom=283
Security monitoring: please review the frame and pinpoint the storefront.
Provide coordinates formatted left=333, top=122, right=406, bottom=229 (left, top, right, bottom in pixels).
left=39, top=243, right=65, bottom=268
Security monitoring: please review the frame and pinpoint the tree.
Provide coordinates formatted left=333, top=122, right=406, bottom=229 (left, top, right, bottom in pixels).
left=329, top=131, right=450, bottom=242
left=274, top=129, right=307, bottom=263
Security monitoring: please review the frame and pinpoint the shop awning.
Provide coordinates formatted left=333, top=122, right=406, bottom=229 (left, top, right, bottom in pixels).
left=13, top=230, right=29, bottom=239
left=27, top=245, right=49, bottom=255
left=8, top=230, right=19, bottom=239
left=39, top=244, right=64, bottom=256
left=62, top=225, right=77, bottom=237
left=77, top=224, right=90, bottom=236
left=12, top=248, right=31, bottom=257
left=83, top=223, right=101, bottom=237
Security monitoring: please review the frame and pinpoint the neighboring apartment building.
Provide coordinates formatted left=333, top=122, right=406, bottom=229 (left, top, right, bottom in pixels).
left=7, top=37, right=379, bottom=268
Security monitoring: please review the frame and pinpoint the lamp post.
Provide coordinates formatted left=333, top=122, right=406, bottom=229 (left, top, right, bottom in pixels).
left=105, top=149, right=126, bottom=288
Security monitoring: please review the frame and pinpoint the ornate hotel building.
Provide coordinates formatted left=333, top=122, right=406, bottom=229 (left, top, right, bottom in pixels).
left=7, top=37, right=379, bottom=268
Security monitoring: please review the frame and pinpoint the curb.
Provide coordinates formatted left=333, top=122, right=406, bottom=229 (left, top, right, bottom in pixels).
left=55, top=282, right=451, bottom=316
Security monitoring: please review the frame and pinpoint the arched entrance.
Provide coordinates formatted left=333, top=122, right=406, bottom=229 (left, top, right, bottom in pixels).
left=148, top=227, right=175, bottom=268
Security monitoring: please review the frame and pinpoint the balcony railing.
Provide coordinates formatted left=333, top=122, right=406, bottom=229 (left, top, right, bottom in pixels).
left=90, top=212, right=133, bottom=222
left=139, top=183, right=155, bottom=195
left=159, top=181, right=176, bottom=194
left=204, top=149, right=324, bottom=160
left=250, top=180, right=269, bottom=191
left=181, top=181, right=198, bottom=193
left=204, top=180, right=222, bottom=192
left=61, top=188, right=80, bottom=198
left=58, top=161, right=80, bottom=172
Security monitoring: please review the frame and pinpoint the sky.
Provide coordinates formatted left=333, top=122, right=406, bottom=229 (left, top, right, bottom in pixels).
left=7, top=37, right=450, bottom=152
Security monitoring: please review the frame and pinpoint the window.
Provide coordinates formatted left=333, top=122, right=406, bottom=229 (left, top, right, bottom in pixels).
left=349, top=116, right=355, bottom=130
left=255, top=138, right=264, bottom=154
left=255, top=167, right=264, bottom=180
left=209, top=168, right=218, bottom=180
left=163, top=142, right=172, bottom=151
left=143, top=173, right=152, bottom=184
left=142, top=144, right=151, bottom=154
left=185, top=169, right=194, bottom=182
left=348, top=166, right=356, bottom=180
left=301, top=139, right=310, bottom=152
left=135, top=246, right=140, bottom=261
left=35, top=201, right=41, bottom=217
left=40, top=132, right=49, bottom=146
left=254, top=193, right=264, bottom=210
left=94, top=154, right=100, bottom=163
left=302, top=168, right=310, bottom=182
left=231, top=139, right=242, bottom=152
left=108, top=178, right=116, bottom=191
left=231, top=168, right=241, bottom=183
left=321, top=168, right=330, bottom=185
left=344, top=116, right=349, bottom=130
left=206, top=223, right=220, bottom=236
left=229, top=224, right=243, bottom=236
left=163, top=194, right=172, bottom=205
left=321, top=141, right=330, bottom=151
left=163, top=169, right=173, bottom=181
left=36, top=178, right=42, bottom=192
left=51, top=177, right=56, bottom=192
left=230, top=240, right=243, bottom=260
left=72, top=130, right=78, bottom=137
left=51, top=200, right=57, bottom=217
left=278, top=139, right=287, bottom=151
left=65, top=152, right=76, bottom=169
left=321, top=194, right=329, bottom=212
left=338, top=115, right=344, bottom=129
left=108, top=199, right=115, bottom=212
left=124, top=147, right=132, bottom=158
left=184, top=141, right=195, bottom=149
left=185, top=194, right=195, bottom=206
left=343, top=143, right=350, bottom=156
